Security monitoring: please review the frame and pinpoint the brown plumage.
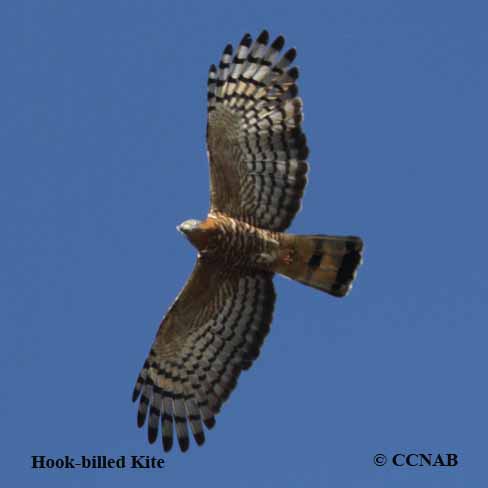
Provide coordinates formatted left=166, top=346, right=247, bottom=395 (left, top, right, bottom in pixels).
left=133, top=30, right=364, bottom=453
left=275, top=234, right=363, bottom=297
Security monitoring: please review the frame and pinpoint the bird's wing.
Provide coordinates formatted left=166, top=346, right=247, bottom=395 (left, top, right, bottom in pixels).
left=207, top=30, right=309, bottom=231
left=132, top=259, right=275, bottom=452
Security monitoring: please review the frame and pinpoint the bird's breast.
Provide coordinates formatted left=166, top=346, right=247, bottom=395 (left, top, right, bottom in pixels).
left=200, top=214, right=280, bottom=270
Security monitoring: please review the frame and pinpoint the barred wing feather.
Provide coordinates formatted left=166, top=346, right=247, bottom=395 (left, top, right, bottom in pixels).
left=207, top=30, right=309, bottom=231
left=132, top=260, right=275, bottom=452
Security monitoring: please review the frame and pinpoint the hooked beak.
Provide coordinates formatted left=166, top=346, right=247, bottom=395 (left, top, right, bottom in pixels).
left=176, top=224, right=182, bottom=233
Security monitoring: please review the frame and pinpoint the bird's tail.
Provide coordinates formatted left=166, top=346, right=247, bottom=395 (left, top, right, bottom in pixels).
left=274, top=235, right=363, bottom=297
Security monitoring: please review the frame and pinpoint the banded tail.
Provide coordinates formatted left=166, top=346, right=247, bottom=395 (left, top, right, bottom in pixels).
left=275, top=235, right=363, bottom=297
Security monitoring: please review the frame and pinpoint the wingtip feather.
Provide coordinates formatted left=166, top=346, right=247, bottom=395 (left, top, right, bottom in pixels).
left=257, top=30, right=269, bottom=44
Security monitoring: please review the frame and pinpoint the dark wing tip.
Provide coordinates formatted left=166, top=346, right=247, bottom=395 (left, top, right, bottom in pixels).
left=224, top=43, right=233, bottom=55
left=271, top=35, right=285, bottom=51
left=240, top=33, right=252, bottom=47
left=132, top=386, right=141, bottom=402
left=284, top=47, right=297, bottom=62
left=194, top=431, right=205, bottom=446
left=162, top=435, right=173, bottom=452
left=178, top=436, right=190, bottom=452
left=136, top=394, right=150, bottom=427
left=257, top=30, right=269, bottom=44
left=288, top=66, right=299, bottom=80
left=148, top=426, right=158, bottom=444
left=137, top=413, right=145, bottom=428
left=203, top=417, right=216, bottom=429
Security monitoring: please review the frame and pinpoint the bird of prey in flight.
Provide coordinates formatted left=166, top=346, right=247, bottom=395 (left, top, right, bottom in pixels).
left=133, top=30, right=363, bottom=452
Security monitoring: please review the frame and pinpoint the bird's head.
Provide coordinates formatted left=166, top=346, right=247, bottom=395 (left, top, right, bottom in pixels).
left=177, top=218, right=217, bottom=253
left=176, top=219, right=202, bottom=236
left=177, top=219, right=206, bottom=250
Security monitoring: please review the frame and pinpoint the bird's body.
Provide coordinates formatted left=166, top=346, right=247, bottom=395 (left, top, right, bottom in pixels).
left=180, top=214, right=362, bottom=297
left=179, top=214, right=280, bottom=271
left=133, top=30, right=364, bottom=453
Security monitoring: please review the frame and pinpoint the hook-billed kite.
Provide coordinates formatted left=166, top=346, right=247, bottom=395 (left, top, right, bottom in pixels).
left=133, top=30, right=363, bottom=452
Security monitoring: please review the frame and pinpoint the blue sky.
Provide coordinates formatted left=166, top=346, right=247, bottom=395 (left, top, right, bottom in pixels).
left=2, top=1, right=487, bottom=486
